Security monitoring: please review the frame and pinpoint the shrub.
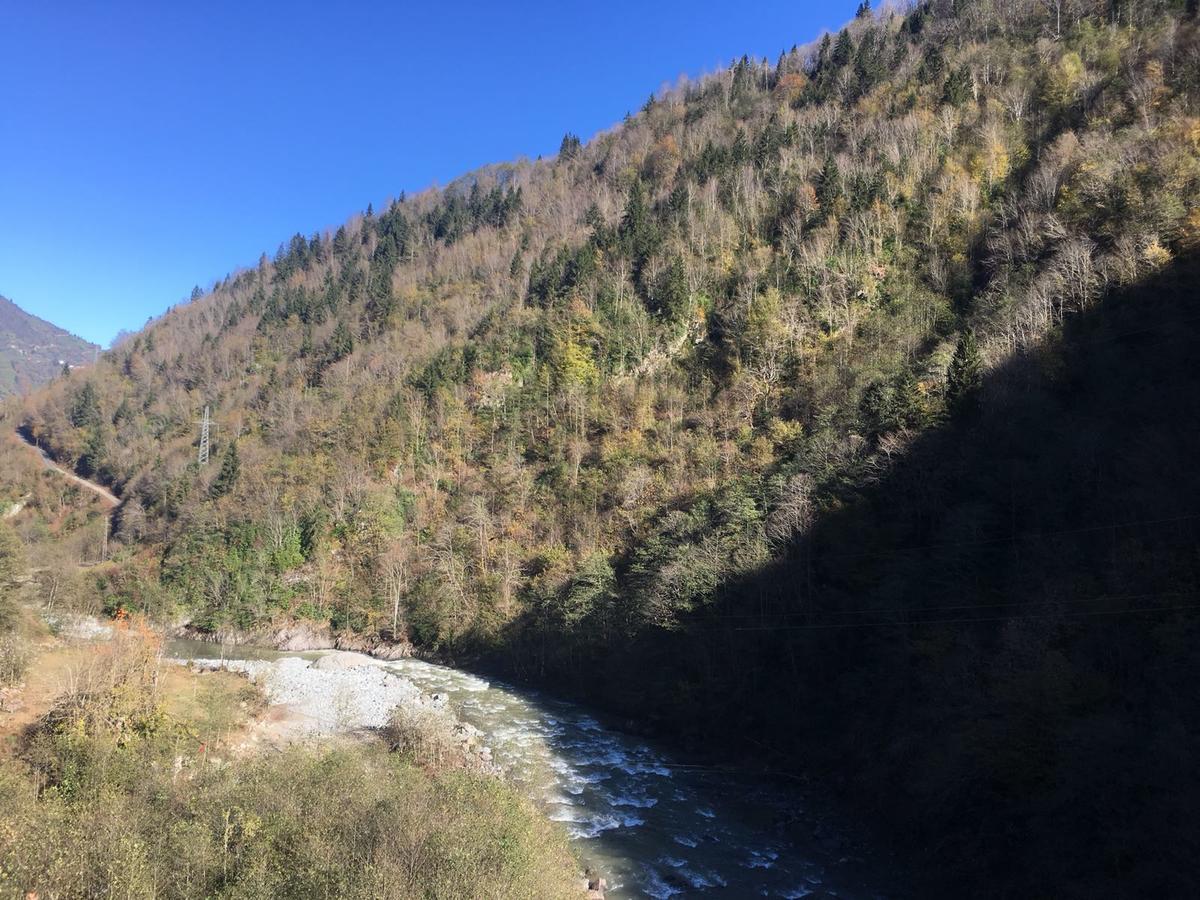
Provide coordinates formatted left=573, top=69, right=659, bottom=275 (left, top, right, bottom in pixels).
left=384, top=702, right=481, bottom=771
left=0, top=633, right=32, bottom=686
left=0, top=746, right=578, bottom=899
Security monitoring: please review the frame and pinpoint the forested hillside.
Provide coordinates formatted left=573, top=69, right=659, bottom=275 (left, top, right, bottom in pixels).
left=11, top=0, right=1200, bottom=893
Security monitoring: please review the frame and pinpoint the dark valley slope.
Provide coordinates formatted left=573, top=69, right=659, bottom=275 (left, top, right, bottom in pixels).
left=8, top=0, right=1200, bottom=895
left=570, top=254, right=1199, bottom=897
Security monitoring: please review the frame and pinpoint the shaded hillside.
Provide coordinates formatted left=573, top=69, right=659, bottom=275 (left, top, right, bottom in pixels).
left=533, top=253, right=1199, bottom=896
left=0, top=296, right=96, bottom=397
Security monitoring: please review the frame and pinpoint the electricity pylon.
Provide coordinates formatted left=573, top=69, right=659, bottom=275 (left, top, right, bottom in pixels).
left=197, top=405, right=212, bottom=466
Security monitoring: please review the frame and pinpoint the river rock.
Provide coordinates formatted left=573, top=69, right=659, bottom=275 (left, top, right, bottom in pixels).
left=452, top=721, right=482, bottom=747
left=178, top=621, right=415, bottom=660
left=175, top=621, right=335, bottom=651
left=368, top=641, right=413, bottom=660
left=310, top=651, right=371, bottom=671
left=274, top=622, right=335, bottom=651
left=585, top=871, right=607, bottom=898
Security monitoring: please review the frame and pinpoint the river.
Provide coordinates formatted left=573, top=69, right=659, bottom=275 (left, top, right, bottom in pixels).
left=168, top=639, right=884, bottom=899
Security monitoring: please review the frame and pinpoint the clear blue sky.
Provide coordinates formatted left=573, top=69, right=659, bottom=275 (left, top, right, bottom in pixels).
left=1, top=0, right=858, bottom=346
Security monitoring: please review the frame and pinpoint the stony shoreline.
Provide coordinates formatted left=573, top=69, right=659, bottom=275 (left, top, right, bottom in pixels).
left=181, top=649, right=495, bottom=769
left=173, top=620, right=418, bottom=661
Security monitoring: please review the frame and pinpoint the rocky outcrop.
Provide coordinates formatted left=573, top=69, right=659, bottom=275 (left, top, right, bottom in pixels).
left=333, top=630, right=413, bottom=659
left=175, top=621, right=414, bottom=660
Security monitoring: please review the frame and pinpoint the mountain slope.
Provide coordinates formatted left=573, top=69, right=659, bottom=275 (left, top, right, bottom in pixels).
left=0, top=295, right=96, bottom=396
left=10, top=0, right=1200, bottom=894
left=594, top=254, right=1200, bottom=895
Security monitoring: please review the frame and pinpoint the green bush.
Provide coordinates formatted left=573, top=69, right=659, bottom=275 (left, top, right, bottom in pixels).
left=0, top=746, right=578, bottom=899
left=0, top=633, right=32, bottom=686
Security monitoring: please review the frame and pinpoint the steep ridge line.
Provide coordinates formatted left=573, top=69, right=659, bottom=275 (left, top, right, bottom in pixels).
left=13, top=429, right=120, bottom=508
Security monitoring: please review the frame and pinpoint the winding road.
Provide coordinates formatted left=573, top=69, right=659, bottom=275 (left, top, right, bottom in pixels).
left=13, top=430, right=120, bottom=508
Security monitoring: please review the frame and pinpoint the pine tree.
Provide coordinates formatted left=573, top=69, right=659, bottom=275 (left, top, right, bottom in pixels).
left=817, top=156, right=841, bottom=214
left=903, top=5, right=925, bottom=36
left=920, top=46, right=945, bottom=84
left=731, top=128, right=750, bottom=165
left=210, top=442, right=240, bottom=498
left=942, top=65, right=972, bottom=106
left=856, top=1, right=871, bottom=17
left=652, top=256, right=690, bottom=321
left=816, top=33, right=832, bottom=72
left=832, top=30, right=854, bottom=68
left=327, top=321, right=354, bottom=362
left=946, top=328, right=983, bottom=413
left=620, top=180, right=648, bottom=239
left=78, top=427, right=107, bottom=479
left=619, top=180, right=659, bottom=275
left=893, top=370, right=927, bottom=428
left=69, top=382, right=102, bottom=428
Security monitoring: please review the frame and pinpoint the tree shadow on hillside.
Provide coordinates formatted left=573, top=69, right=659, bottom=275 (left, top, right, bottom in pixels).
left=691, top=257, right=1197, bottom=897
left=496, top=254, right=1200, bottom=897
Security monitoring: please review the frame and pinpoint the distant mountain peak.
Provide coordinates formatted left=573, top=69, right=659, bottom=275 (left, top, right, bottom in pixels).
left=0, top=294, right=98, bottom=397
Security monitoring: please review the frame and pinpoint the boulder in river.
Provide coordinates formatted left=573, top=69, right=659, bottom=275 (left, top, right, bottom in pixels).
left=584, top=870, right=607, bottom=898
left=368, top=641, right=413, bottom=660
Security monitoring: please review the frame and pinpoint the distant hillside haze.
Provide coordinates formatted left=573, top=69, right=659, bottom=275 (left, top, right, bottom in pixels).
left=0, top=295, right=96, bottom=396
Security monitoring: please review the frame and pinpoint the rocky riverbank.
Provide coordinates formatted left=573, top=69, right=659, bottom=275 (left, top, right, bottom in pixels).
left=181, top=649, right=497, bottom=772
left=174, top=620, right=416, bottom=660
